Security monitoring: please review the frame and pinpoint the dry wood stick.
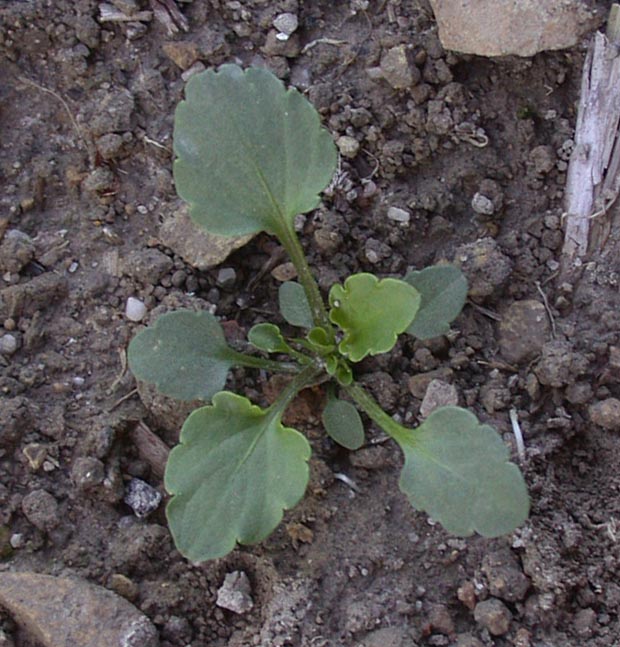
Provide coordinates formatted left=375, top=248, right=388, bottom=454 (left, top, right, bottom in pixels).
left=561, top=5, right=620, bottom=279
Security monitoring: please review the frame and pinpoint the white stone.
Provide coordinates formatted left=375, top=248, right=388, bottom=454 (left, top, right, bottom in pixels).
left=471, top=193, right=495, bottom=216
left=273, top=12, right=298, bottom=36
left=125, top=297, right=147, bottom=322
left=216, top=571, right=254, bottom=614
left=0, top=334, right=18, bottom=355
left=387, top=206, right=411, bottom=224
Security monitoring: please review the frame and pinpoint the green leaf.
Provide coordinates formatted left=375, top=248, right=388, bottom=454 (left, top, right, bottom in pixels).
left=322, top=397, right=364, bottom=450
left=395, top=406, right=529, bottom=537
left=173, top=64, right=338, bottom=238
left=328, top=273, right=421, bottom=362
left=307, top=327, right=334, bottom=353
left=165, top=392, right=311, bottom=561
left=248, top=323, right=288, bottom=353
left=127, top=310, right=238, bottom=401
left=279, top=281, right=313, bottom=328
left=404, top=265, right=468, bottom=340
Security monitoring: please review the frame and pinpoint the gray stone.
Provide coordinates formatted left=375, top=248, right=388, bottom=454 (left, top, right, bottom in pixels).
left=499, top=300, right=549, bottom=364
left=71, top=457, right=106, bottom=492
left=360, top=626, right=411, bottom=647
left=589, top=398, right=620, bottom=431
left=21, top=489, right=59, bottom=532
left=0, top=229, right=35, bottom=273
left=159, top=204, right=253, bottom=271
left=387, top=206, right=411, bottom=224
left=273, top=12, right=298, bottom=36
left=0, top=334, right=18, bottom=355
left=0, top=273, right=68, bottom=319
left=0, top=572, right=159, bottom=647
left=123, top=478, right=162, bottom=518
left=122, top=249, right=173, bottom=284
left=380, top=45, right=420, bottom=89
left=90, top=89, right=135, bottom=136
left=96, top=133, right=125, bottom=160
left=216, top=571, right=254, bottom=614
left=216, top=267, right=236, bottom=289
left=473, top=598, right=512, bottom=635
left=471, top=193, right=494, bottom=216
left=429, top=0, right=600, bottom=57
left=420, top=379, right=458, bottom=417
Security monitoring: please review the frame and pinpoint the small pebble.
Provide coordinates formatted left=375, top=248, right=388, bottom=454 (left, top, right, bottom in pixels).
left=0, top=334, right=18, bottom=355
left=589, top=398, right=620, bottom=431
left=125, top=297, right=147, bottom=322
left=216, top=267, right=236, bottom=289
left=471, top=192, right=495, bottom=216
left=387, top=206, right=411, bottom=224
left=216, top=571, right=254, bottom=614
left=336, top=135, right=360, bottom=159
left=273, top=12, right=298, bottom=39
left=420, top=379, right=458, bottom=417
left=10, top=533, right=24, bottom=549
left=123, top=478, right=162, bottom=518
left=474, top=598, right=512, bottom=636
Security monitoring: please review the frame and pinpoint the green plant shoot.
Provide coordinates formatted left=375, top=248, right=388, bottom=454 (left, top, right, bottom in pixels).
left=127, top=65, right=529, bottom=562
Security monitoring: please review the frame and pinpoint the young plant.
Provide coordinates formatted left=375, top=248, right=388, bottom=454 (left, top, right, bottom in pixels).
left=128, top=65, right=529, bottom=562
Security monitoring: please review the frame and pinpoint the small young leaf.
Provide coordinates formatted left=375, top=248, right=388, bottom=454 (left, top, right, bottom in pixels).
left=307, top=327, right=334, bottom=353
left=322, top=397, right=364, bottom=450
left=165, top=392, right=311, bottom=562
left=127, top=310, right=238, bottom=401
left=329, top=273, right=421, bottom=362
left=279, top=281, right=314, bottom=328
left=248, top=323, right=288, bottom=353
left=404, top=265, right=468, bottom=340
left=394, top=406, right=529, bottom=537
left=173, top=65, right=338, bottom=238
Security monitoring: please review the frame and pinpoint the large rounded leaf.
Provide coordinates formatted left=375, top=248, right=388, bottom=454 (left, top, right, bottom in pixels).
left=127, top=310, right=238, bottom=401
left=395, top=406, right=529, bottom=537
left=173, top=65, right=338, bottom=238
left=404, top=265, right=468, bottom=340
left=328, top=273, right=420, bottom=362
left=165, top=392, right=311, bottom=561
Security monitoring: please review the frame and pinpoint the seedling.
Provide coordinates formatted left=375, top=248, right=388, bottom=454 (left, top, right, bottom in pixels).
left=128, top=65, right=529, bottom=562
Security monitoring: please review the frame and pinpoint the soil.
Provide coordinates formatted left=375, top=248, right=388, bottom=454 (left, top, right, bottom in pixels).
left=1, top=1, right=620, bottom=646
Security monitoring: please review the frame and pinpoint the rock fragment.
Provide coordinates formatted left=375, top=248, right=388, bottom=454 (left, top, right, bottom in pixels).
left=336, top=135, right=360, bottom=159
left=0, top=273, right=68, bottom=319
left=0, top=334, right=18, bottom=355
left=0, top=572, right=159, bottom=647
left=0, top=230, right=35, bottom=273
left=71, top=457, right=106, bottom=492
left=123, top=478, right=162, bottom=518
left=21, top=489, right=59, bottom=532
left=216, top=571, right=254, bottom=614
left=387, top=206, right=411, bottom=224
left=429, top=0, right=600, bottom=57
left=420, top=379, right=458, bottom=417
left=159, top=204, right=253, bottom=270
left=473, top=598, right=512, bottom=635
left=481, top=548, right=530, bottom=602
left=453, top=238, right=512, bottom=300
left=122, top=249, right=173, bottom=284
left=125, top=297, right=147, bottom=322
left=534, top=340, right=583, bottom=387
left=589, top=398, right=620, bottom=431
left=380, top=45, right=420, bottom=89
left=498, top=300, right=549, bottom=364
